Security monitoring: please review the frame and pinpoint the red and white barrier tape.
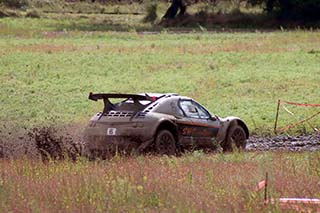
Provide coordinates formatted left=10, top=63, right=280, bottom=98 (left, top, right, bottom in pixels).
left=278, top=198, right=320, bottom=204
left=268, top=198, right=320, bottom=211
left=278, top=111, right=320, bottom=133
left=257, top=176, right=320, bottom=211
left=280, top=100, right=320, bottom=107
left=275, top=100, right=320, bottom=133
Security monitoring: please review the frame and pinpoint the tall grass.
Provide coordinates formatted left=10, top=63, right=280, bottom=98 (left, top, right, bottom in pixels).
left=0, top=152, right=319, bottom=211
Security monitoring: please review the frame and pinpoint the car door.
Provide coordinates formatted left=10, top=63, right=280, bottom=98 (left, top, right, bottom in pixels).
left=178, top=99, right=221, bottom=148
left=173, top=111, right=196, bottom=148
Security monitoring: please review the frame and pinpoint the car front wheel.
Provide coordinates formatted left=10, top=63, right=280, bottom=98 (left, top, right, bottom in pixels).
left=155, top=130, right=176, bottom=155
left=223, top=125, right=247, bottom=152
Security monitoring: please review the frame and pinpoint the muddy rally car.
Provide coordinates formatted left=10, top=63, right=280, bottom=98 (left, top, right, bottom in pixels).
left=84, top=93, right=249, bottom=158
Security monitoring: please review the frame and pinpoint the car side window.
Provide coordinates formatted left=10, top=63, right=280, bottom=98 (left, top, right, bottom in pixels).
left=193, top=102, right=211, bottom=119
left=179, top=100, right=211, bottom=119
left=179, top=100, right=199, bottom=118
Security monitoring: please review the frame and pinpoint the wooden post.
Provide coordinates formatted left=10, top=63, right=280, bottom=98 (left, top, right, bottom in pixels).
left=274, top=100, right=281, bottom=134
left=264, top=172, right=268, bottom=204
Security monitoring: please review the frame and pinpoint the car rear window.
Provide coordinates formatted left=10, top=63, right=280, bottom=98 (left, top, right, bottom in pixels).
left=112, top=98, right=152, bottom=111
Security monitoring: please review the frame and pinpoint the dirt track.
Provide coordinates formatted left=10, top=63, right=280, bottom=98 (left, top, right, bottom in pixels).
left=247, top=133, right=320, bottom=152
left=0, top=125, right=319, bottom=159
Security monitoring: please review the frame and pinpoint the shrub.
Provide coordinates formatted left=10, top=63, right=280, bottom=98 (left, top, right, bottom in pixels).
left=25, top=9, right=40, bottom=18
left=0, top=8, right=9, bottom=17
left=143, top=1, right=158, bottom=23
left=278, top=0, right=320, bottom=20
left=0, top=0, right=29, bottom=8
left=250, top=0, right=320, bottom=20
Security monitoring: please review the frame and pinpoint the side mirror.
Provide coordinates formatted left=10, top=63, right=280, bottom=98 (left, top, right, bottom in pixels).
left=210, top=116, right=217, bottom=121
left=208, top=113, right=219, bottom=121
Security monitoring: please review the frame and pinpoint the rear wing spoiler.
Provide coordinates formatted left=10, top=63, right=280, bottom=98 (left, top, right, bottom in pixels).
left=88, top=92, right=161, bottom=113
left=88, top=92, right=156, bottom=102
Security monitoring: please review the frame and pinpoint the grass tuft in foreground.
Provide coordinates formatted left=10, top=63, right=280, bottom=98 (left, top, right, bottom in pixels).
left=0, top=152, right=320, bottom=211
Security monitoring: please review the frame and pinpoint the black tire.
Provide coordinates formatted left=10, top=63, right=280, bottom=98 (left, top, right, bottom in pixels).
left=155, top=130, right=176, bottom=155
left=223, top=125, right=247, bottom=152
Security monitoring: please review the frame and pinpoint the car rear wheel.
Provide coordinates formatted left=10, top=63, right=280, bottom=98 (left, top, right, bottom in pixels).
left=155, top=130, right=176, bottom=155
left=223, top=125, right=247, bottom=152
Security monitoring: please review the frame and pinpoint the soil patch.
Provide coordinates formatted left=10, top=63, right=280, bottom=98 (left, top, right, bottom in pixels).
left=1, top=124, right=319, bottom=160
left=247, top=133, right=320, bottom=152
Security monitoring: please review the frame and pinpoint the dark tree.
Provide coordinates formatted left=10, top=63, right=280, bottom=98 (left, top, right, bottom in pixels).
left=162, top=0, right=186, bottom=19
left=249, top=0, right=320, bottom=20
left=266, top=0, right=275, bottom=13
left=277, top=0, right=320, bottom=20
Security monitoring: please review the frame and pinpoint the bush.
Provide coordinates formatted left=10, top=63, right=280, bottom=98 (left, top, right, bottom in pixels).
left=252, top=0, right=320, bottom=20
left=143, top=1, right=158, bottom=23
left=25, top=9, right=40, bottom=18
left=0, top=9, right=9, bottom=17
left=0, top=0, right=29, bottom=8
left=278, top=0, right=320, bottom=20
left=238, top=0, right=320, bottom=20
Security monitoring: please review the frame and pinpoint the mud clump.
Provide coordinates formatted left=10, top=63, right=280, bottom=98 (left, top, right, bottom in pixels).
left=28, top=127, right=82, bottom=161
left=0, top=125, right=39, bottom=159
left=0, top=124, right=85, bottom=161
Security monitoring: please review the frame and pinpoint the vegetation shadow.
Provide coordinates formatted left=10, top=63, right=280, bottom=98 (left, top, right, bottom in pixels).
left=47, top=12, right=320, bottom=33
left=159, top=12, right=320, bottom=32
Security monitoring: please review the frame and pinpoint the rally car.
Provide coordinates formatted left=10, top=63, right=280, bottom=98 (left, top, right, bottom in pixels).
left=84, top=93, right=249, bottom=158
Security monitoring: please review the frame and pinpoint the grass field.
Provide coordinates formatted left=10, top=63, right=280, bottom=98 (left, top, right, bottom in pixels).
left=1, top=17, right=320, bottom=134
left=1, top=152, right=320, bottom=211
left=1, top=8, right=320, bottom=212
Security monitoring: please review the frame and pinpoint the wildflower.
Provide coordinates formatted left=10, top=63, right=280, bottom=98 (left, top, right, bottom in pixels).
left=137, top=185, right=143, bottom=191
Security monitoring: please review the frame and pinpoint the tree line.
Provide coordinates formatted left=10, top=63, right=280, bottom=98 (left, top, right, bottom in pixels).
left=2, top=0, right=320, bottom=21
left=162, top=0, right=320, bottom=20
